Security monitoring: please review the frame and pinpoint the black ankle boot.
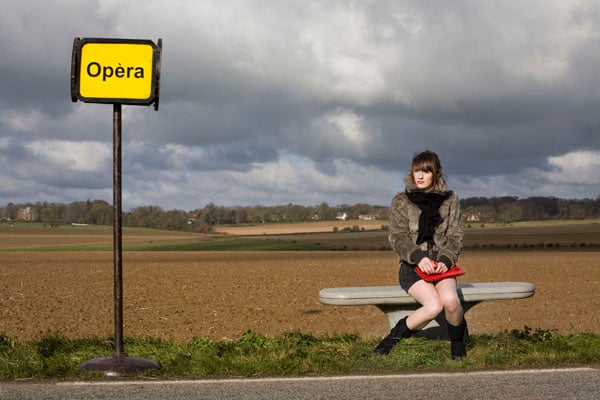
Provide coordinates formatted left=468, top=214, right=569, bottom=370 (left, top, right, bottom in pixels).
left=447, top=319, right=467, bottom=359
left=374, top=317, right=414, bottom=355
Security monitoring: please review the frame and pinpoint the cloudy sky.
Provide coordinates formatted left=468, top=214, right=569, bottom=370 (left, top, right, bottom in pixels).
left=1, top=0, right=600, bottom=211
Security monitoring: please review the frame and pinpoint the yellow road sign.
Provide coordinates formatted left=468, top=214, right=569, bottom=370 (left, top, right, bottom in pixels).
left=71, top=38, right=161, bottom=109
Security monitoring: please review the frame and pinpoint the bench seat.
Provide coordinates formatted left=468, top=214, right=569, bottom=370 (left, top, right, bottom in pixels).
left=319, top=282, right=535, bottom=338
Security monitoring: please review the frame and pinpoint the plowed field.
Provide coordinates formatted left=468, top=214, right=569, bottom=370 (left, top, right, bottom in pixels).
left=1, top=250, right=598, bottom=341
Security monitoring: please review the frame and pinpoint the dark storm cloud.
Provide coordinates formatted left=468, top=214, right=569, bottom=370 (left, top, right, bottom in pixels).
left=1, top=0, right=600, bottom=209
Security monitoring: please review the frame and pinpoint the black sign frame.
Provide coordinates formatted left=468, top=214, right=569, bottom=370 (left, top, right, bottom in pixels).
left=71, top=37, right=162, bottom=110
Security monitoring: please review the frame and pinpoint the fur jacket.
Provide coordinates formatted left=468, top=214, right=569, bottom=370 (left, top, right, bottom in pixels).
left=388, top=172, right=464, bottom=267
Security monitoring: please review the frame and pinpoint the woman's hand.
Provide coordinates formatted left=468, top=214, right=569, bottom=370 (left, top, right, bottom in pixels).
left=434, top=261, right=448, bottom=274
left=417, top=257, right=437, bottom=274
left=418, top=258, right=448, bottom=274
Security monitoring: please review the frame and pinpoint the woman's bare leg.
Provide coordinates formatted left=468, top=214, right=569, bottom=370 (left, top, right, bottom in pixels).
left=406, top=280, right=444, bottom=330
left=435, top=278, right=463, bottom=325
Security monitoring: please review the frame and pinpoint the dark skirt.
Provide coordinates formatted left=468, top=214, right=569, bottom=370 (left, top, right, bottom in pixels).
left=398, top=262, right=422, bottom=291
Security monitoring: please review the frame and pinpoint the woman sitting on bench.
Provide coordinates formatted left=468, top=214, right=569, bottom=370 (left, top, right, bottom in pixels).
left=374, top=150, right=467, bottom=359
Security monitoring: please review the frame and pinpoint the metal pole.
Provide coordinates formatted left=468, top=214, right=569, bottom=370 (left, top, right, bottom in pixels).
left=79, top=103, right=159, bottom=376
left=112, top=103, right=126, bottom=357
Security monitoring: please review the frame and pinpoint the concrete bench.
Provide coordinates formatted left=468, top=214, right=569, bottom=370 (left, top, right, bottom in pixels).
left=319, top=282, right=535, bottom=338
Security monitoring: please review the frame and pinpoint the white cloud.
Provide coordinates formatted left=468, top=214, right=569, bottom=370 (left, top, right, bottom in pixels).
left=320, top=109, right=372, bottom=157
left=0, top=109, right=43, bottom=132
left=118, top=154, right=400, bottom=210
left=450, top=149, right=600, bottom=200
left=494, top=1, right=591, bottom=82
left=226, top=155, right=398, bottom=206
left=26, top=140, right=111, bottom=172
left=541, top=150, right=600, bottom=185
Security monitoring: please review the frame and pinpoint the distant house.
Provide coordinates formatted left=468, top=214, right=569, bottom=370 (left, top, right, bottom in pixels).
left=336, top=212, right=349, bottom=221
left=467, top=213, right=481, bottom=222
left=358, top=214, right=375, bottom=221
left=17, top=207, right=37, bottom=221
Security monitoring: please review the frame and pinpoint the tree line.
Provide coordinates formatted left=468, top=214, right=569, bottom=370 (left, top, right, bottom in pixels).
left=1, top=196, right=599, bottom=232
left=0, top=200, right=386, bottom=233
left=461, top=196, right=600, bottom=224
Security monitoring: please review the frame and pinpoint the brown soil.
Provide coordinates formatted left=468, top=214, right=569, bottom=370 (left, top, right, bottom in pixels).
left=1, top=250, right=598, bottom=342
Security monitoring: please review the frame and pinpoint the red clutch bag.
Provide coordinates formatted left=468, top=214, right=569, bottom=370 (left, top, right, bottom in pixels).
left=416, top=264, right=465, bottom=282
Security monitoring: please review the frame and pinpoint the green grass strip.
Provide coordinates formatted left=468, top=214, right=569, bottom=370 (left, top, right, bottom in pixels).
left=124, top=238, right=332, bottom=251
left=1, top=328, right=598, bottom=379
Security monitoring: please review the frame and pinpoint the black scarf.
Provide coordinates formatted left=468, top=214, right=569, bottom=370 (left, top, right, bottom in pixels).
left=406, top=190, right=451, bottom=245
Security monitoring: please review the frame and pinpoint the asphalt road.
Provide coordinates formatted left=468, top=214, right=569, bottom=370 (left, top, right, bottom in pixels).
left=1, top=368, right=598, bottom=400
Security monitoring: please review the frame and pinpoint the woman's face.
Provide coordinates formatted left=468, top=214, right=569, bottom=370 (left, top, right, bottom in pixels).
left=413, top=168, right=434, bottom=190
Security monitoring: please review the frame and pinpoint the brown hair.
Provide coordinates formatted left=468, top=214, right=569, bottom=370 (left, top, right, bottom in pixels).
left=411, top=150, right=443, bottom=187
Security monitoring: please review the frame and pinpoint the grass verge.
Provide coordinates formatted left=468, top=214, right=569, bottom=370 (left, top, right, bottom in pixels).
left=1, top=328, right=598, bottom=380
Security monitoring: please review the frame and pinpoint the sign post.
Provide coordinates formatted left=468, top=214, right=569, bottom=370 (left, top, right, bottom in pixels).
left=71, top=37, right=162, bottom=376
